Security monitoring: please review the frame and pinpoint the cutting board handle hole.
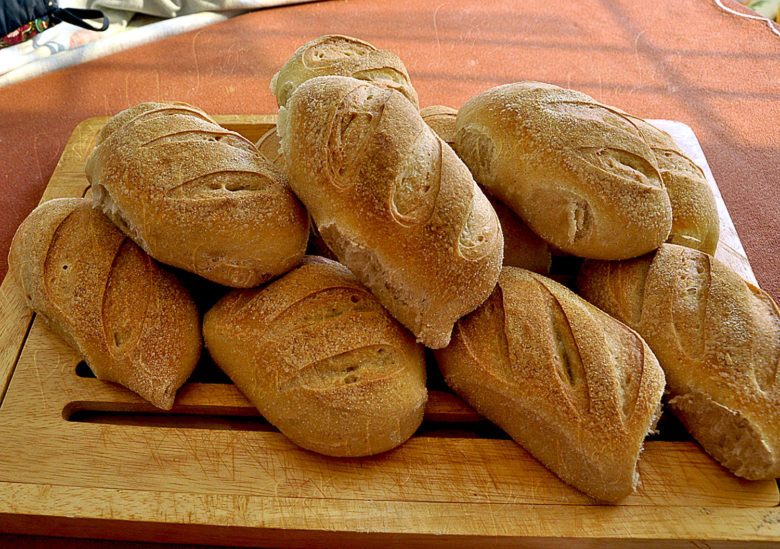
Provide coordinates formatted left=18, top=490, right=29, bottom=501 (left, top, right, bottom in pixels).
left=75, top=361, right=95, bottom=378
left=61, top=401, right=277, bottom=432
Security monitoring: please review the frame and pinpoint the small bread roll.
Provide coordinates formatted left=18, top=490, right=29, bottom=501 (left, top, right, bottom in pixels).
left=271, top=34, right=419, bottom=108
left=489, top=195, right=551, bottom=273
left=577, top=244, right=780, bottom=479
left=255, top=126, right=284, bottom=168
left=8, top=198, right=201, bottom=409
left=632, top=118, right=720, bottom=254
left=278, top=76, right=504, bottom=349
left=420, top=105, right=550, bottom=273
left=455, top=81, right=673, bottom=260
left=255, top=124, right=337, bottom=260
left=85, top=101, right=309, bottom=288
left=435, top=267, right=665, bottom=502
left=203, top=257, right=427, bottom=457
left=421, top=105, right=458, bottom=147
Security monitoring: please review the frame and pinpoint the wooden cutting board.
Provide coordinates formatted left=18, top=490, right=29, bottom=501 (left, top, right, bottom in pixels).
left=0, top=115, right=777, bottom=548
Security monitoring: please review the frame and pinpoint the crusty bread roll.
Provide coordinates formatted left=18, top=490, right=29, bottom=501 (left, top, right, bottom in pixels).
left=488, top=195, right=551, bottom=273
left=454, top=81, right=673, bottom=260
left=277, top=76, right=504, bottom=349
left=8, top=198, right=201, bottom=409
left=435, top=267, right=665, bottom=502
left=577, top=244, right=780, bottom=479
left=85, top=101, right=309, bottom=288
left=271, top=34, right=419, bottom=109
left=255, top=126, right=284, bottom=168
left=203, top=256, right=427, bottom=457
left=632, top=118, right=720, bottom=254
left=255, top=124, right=337, bottom=261
left=420, top=105, right=550, bottom=273
left=421, top=105, right=458, bottom=147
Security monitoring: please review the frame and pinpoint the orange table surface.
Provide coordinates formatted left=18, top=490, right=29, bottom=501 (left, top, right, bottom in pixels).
left=1, top=0, right=778, bottom=300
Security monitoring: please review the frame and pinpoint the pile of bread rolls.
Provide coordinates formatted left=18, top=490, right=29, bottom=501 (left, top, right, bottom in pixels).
left=9, top=34, right=778, bottom=503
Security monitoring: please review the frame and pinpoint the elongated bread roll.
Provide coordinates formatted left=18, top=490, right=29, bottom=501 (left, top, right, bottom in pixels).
left=277, top=76, right=504, bottom=349
left=489, top=195, right=551, bottom=273
left=8, top=198, right=201, bottom=409
left=255, top=124, right=337, bottom=261
left=420, top=105, right=551, bottom=273
left=85, top=101, right=309, bottom=288
left=435, top=267, right=665, bottom=502
left=203, top=256, right=427, bottom=457
left=271, top=34, right=419, bottom=108
left=421, top=105, right=458, bottom=147
left=577, top=244, right=780, bottom=479
left=455, top=81, right=673, bottom=260
left=632, top=118, right=720, bottom=254
left=255, top=126, right=284, bottom=168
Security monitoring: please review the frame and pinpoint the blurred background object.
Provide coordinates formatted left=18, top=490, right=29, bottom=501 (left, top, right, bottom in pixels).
left=741, top=0, right=780, bottom=20
left=0, top=0, right=322, bottom=87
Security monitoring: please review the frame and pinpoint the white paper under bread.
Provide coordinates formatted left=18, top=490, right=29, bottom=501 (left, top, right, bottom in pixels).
left=648, top=119, right=756, bottom=285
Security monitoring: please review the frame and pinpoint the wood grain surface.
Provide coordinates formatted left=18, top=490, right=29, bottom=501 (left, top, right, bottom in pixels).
left=0, top=117, right=777, bottom=547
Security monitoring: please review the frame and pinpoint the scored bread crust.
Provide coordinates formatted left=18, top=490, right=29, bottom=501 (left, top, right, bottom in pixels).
left=630, top=117, right=720, bottom=255
left=85, top=101, right=309, bottom=288
left=271, top=34, right=419, bottom=109
left=255, top=126, right=285, bottom=169
left=454, top=81, right=673, bottom=260
left=577, top=244, right=780, bottom=479
left=8, top=198, right=201, bottom=409
left=435, top=267, right=665, bottom=503
left=277, top=76, right=504, bottom=349
left=203, top=256, right=428, bottom=457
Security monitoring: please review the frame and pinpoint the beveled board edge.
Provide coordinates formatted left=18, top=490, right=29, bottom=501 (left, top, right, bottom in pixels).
left=0, top=483, right=779, bottom=547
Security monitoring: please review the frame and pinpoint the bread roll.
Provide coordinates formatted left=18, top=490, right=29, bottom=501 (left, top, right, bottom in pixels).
left=488, top=195, right=551, bottom=273
left=277, top=76, right=504, bottom=349
left=271, top=34, right=419, bottom=109
left=203, top=256, right=427, bottom=457
left=632, top=118, right=720, bottom=254
left=85, top=101, right=309, bottom=288
left=421, top=105, right=458, bottom=147
left=577, top=244, right=780, bottom=479
left=454, top=81, right=673, bottom=260
left=420, top=105, right=550, bottom=273
left=255, top=126, right=284, bottom=168
left=435, top=267, right=665, bottom=502
left=8, top=198, right=201, bottom=409
left=255, top=124, right=337, bottom=260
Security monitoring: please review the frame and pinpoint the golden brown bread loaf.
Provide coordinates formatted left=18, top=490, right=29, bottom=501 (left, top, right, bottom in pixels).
left=203, top=256, right=427, bottom=457
left=454, top=81, right=673, bottom=260
left=277, top=75, right=504, bottom=349
left=255, top=123, right=337, bottom=261
left=421, top=105, right=458, bottom=147
left=488, top=195, right=552, bottom=273
left=577, top=244, right=780, bottom=479
left=435, top=267, right=665, bottom=502
left=255, top=126, right=284, bottom=168
left=271, top=34, right=419, bottom=109
left=420, top=105, right=550, bottom=273
left=85, top=101, right=309, bottom=288
left=8, top=198, right=201, bottom=409
left=631, top=118, right=720, bottom=254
